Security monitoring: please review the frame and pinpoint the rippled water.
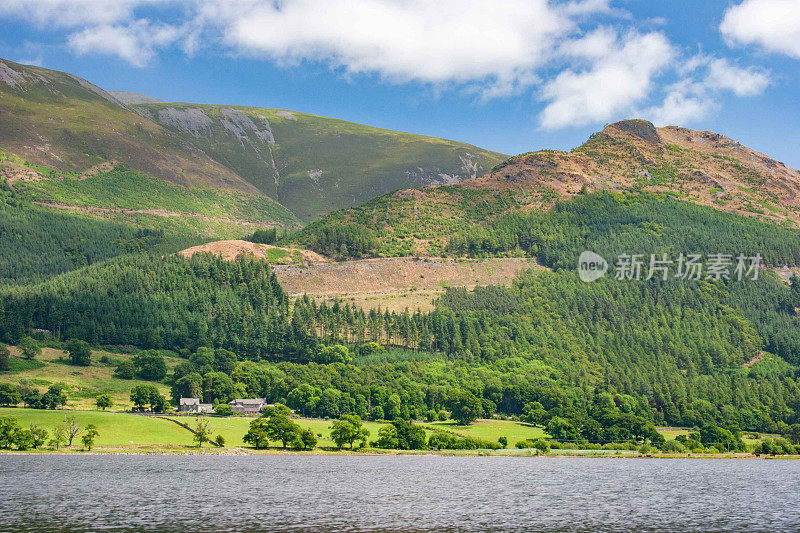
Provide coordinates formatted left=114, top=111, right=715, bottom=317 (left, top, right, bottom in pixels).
left=1, top=455, right=799, bottom=532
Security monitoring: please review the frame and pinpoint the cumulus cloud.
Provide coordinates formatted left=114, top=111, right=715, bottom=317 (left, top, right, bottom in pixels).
left=721, top=0, right=800, bottom=58
left=0, top=0, right=181, bottom=66
left=644, top=56, right=770, bottom=126
left=205, top=0, right=600, bottom=95
left=68, top=21, right=182, bottom=67
left=0, top=0, right=777, bottom=130
left=644, top=80, right=717, bottom=125
left=539, top=31, right=674, bottom=129
left=705, top=58, right=770, bottom=96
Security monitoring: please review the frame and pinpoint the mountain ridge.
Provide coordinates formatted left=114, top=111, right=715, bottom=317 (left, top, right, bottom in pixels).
left=0, top=58, right=506, bottom=221
left=300, top=119, right=800, bottom=257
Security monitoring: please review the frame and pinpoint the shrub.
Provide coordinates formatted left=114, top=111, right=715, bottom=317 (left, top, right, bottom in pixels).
left=533, top=439, right=551, bottom=454
left=214, top=403, right=234, bottom=416
left=0, top=384, right=21, bottom=406
left=756, top=438, right=797, bottom=456
left=132, top=351, right=167, bottom=381
left=428, top=431, right=500, bottom=450
left=638, top=443, right=656, bottom=454
left=18, top=337, right=41, bottom=360
left=661, top=440, right=687, bottom=453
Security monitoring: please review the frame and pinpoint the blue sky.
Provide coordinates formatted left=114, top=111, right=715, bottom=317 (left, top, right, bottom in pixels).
left=1, top=0, right=799, bottom=167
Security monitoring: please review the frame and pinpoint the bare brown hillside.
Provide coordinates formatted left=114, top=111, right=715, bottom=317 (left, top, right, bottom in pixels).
left=177, top=242, right=541, bottom=311
left=180, top=240, right=326, bottom=262
left=468, top=119, right=800, bottom=224
left=273, top=257, right=542, bottom=312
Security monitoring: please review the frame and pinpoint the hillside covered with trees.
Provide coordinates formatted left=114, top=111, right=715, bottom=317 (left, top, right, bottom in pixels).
left=3, top=188, right=800, bottom=438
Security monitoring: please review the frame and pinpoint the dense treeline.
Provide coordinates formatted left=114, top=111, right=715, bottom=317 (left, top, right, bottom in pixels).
left=0, top=185, right=193, bottom=285
left=246, top=227, right=291, bottom=244
left=4, top=190, right=800, bottom=435
left=14, top=248, right=790, bottom=432
left=0, top=254, right=289, bottom=357
left=447, top=192, right=800, bottom=268
left=726, top=275, right=800, bottom=365
left=285, top=271, right=800, bottom=430
left=2, top=241, right=799, bottom=432
left=299, top=220, right=379, bottom=258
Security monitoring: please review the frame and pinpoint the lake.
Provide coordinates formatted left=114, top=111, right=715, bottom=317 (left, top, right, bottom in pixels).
left=1, top=455, right=799, bottom=532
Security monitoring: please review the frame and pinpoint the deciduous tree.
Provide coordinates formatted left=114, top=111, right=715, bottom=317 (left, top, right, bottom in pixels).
left=65, top=339, right=91, bottom=366
left=330, top=415, right=369, bottom=449
left=18, top=337, right=40, bottom=360
left=81, top=424, right=99, bottom=451
left=96, top=394, right=113, bottom=411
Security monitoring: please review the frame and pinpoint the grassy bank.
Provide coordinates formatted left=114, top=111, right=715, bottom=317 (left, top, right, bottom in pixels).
left=3, top=408, right=792, bottom=458
left=0, top=408, right=192, bottom=446
left=1, top=408, right=541, bottom=450
left=0, top=347, right=176, bottom=410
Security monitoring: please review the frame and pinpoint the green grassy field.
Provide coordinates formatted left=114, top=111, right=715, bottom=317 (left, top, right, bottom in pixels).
left=166, top=416, right=393, bottom=448
left=0, top=404, right=551, bottom=451
left=423, top=419, right=548, bottom=447
left=0, top=408, right=784, bottom=455
left=0, top=347, right=176, bottom=410
left=0, top=408, right=193, bottom=447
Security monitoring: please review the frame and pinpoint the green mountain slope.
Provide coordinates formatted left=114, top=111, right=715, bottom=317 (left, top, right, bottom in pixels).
left=297, top=119, right=800, bottom=258
left=0, top=58, right=507, bottom=221
left=0, top=175, right=290, bottom=285
left=3, top=196, right=800, bottom=434
left=0, top=59, right=254, bottom=192
left=131, top=102, right=507, bottom=220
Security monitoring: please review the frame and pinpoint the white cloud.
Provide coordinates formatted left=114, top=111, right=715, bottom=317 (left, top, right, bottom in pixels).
left=67, top=20, right=181, bottom=67
left=644, top=81, right=716, bottom=125
left=204, top=0, right=602, bottom=95
left=0, top=0, right=181, bottom=66
left=14, top=57, right=44, bottom=67
left=0, top=0, right=160, bottom=28
left=706, top=58, right=770, bottom=96
left=558, top=26, right=618, bottom=60
left=539, top=31, right=674, bottom=129
left=721, top=0, right=800, bottom=58
left=644, top=55, right=770, bottom=126
left=0, top=0, right=777, bottom=130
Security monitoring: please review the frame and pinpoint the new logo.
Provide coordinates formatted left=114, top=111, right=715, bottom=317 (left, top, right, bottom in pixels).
left=578, top=251, right=608, bottom=282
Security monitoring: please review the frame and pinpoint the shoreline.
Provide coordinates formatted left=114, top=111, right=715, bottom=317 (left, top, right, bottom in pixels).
left=2, top=447, right=797, bottom=459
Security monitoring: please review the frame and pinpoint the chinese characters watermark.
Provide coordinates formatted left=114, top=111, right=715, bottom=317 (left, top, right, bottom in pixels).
left=579, top=251, right=761, bottom=283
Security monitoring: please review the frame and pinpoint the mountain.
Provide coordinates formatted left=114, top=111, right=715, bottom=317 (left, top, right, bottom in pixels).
left=479, top=119, right=800, bottom=223
left=302, top=119, right=800, bottom=257
left=4, top=76, right=800, bottom=444
left=127, top=102, right=506, bottom=220
left=0, top=59, right=256, bottom=193
left=0, top=58, right=506, bottom=221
